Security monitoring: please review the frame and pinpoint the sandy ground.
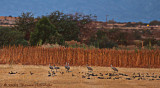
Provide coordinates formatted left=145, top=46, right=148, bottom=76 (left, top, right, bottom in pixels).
left=0, top=64, right=160, bottom=88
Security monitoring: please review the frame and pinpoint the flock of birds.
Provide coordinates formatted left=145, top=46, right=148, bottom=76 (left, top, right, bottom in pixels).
left=8, top=63, right=160, bottom=81
left=47, top=63, right=160, bottom=81
left=48, top=62, right=70, bottom=76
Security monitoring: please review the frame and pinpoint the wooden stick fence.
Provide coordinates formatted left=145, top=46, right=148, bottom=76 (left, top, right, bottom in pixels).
left=0, top=45, right=160, bottom=68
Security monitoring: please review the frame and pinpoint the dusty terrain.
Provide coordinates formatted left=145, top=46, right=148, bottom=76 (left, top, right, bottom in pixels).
left=0, top=64, right=160, bottom=88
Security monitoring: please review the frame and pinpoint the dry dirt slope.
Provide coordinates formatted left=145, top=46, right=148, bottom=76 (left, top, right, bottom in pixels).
left=0, top=64, right=160, bottom=88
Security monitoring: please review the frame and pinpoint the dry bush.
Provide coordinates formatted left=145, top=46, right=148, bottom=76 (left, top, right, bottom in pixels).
left=0, top=45, right=160, bottom=68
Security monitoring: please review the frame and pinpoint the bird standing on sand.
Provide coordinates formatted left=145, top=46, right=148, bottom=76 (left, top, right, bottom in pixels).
left=86, top=64, right=93, bottom=72
left=65, top=62, right=68, bottom=69
left=60, top=72, right=64, bottom=75
left=52, top=71, right=56, bottom=76
left=72, top=73, right=75, bottom=76
left=65, top=62, right=70, bottom=72
left=49, top=64, right=54, bottom=71
left=53, top=65, right=60, bottom=72
left=111, top=64, right=118, bottom=73
left=30, top=71, right=34, bottom=75
left=48, top=71, right=51, bottom=77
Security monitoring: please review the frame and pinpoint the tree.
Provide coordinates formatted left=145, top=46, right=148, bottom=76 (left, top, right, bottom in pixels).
left=157, top=40, right=160, bottom=46
left=89, top=30, right=117, bottom=49
left=48, top=11, right=79, bottom=41
left=143, top=38, right=157, bottom=46
left=149, top=20, right=160, bottom=25
left=107, top=28, right=121, bottom=41
left=29, top=16, right=62, bottom=46
left=0, top=27, right=28, bottom=47
left=133, top=30, right=142, bottom=40
left=13, top=12, right=36, bottom=40
left=102, top=28, right=134, bottom=46
left=73, top=13, right=97, bottom=43
left=116, top=32, right=128, bottom=46
left=136, top=22, right=143, bottom=25
left=48, top=11, right=97, bottom=42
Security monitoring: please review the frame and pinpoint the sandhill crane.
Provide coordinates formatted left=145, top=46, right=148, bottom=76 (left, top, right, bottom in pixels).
left=48, top=71, right=51, bottom=77
left=137, top=73, right=140, bottom=77
left=146, top=73, right=150, bottom=77
left=49, top=64, right=54, bottom=71
left=53, top=65, right=60, bottom=72
left=99, top=73, right=103, bottom=76
left=98, top=77, right=104, bottom=79
left=86, top=64, right=93, bottom=72
left=9, top=71, right=17, bottom=74
left=111, top=64, right=118, bottom=73
left=30, top=71, right=34, bottom=75
left=82, top=75, right=86, bottom=78
left=152, top=73, right=157, bottom=78
left=64, top=62, right=70, bottom=72
left=66, top=63, right=70, bottom=72
left=65, top=62, right=67, bottom=69
left=52, top=71, right=56, bottom=76
left=60, top=72, right=64, bottom=75
left=72, top=73, right=75, bottom=76
left=65, top=62, right=68, bottom=69
left=126, top=78, right=131, bottom=80
left=9, top=71, right=13, bottom=74
left=86, top=73, right=91, bottom=79
left=132, top=72, right=135, bottom=75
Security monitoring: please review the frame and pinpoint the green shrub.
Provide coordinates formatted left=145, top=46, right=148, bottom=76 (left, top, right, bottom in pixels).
left=0, top=27, right=28, bottom=47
